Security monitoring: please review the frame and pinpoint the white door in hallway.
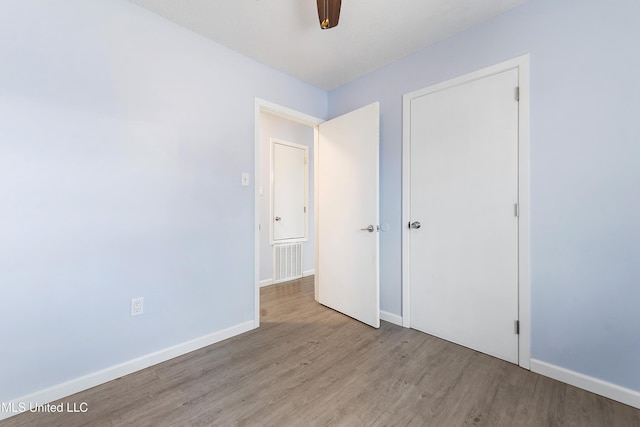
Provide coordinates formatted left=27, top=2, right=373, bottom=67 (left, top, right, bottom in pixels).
left=317, top=102, right=380, bottom=328
left=272, top=139, right=308, bottom=242
left=408, top=69, right=520, bottom=363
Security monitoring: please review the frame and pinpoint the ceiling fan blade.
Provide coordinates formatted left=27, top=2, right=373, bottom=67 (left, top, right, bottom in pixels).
left=316, top=0, right=342, bottom=30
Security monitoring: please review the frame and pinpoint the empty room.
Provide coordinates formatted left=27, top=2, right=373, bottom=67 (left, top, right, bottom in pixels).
left=1, top=0, right=639, bottom=425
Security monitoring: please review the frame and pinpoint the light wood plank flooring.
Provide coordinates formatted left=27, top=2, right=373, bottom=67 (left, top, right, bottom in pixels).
left=3, top=276, right=639, bottom=426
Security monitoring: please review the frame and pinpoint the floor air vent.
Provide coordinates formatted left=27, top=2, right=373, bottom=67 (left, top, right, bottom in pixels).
left=273, top=243, right=303, bottom=283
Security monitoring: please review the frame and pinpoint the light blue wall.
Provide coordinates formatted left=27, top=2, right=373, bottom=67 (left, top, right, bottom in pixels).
left=2, top=0, right=638, bottom=406
left=0, top=0, right=326, bottom=401
left=328, top=0, right=640, bottom=391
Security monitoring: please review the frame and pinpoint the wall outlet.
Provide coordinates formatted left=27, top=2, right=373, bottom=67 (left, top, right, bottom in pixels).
left=131, top=297, right=144, bottom=316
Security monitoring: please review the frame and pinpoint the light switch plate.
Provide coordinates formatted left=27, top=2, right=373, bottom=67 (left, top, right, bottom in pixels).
left=241, top=173, right=250, bottom=186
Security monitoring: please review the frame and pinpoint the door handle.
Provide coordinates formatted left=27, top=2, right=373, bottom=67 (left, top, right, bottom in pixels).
left=360, top=225, right=375, bottom=232
left=409, top=221, right=421, bottom=229
left=275, top=216, right=282, bottom=222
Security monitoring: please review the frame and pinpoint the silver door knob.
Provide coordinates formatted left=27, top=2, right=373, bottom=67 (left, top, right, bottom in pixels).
left=275, top=216, right=282, bottom=222
left=410, top=221, right=421, bottom=229
left=360, top=225, right=375, bottom=232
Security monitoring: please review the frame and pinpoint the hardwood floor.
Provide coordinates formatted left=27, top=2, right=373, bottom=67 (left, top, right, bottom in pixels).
left=4, top=276, right=640, bottom=426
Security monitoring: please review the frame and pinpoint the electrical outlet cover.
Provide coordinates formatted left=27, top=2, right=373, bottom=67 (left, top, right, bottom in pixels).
left=131, top=297, right=144, bottom=316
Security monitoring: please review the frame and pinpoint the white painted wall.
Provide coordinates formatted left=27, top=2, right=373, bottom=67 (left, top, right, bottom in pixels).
left=259, top=113, right=315, bottom=282
left=328, top=0, right=640, bottom=395
left=0, top=0, right=326, bottom=403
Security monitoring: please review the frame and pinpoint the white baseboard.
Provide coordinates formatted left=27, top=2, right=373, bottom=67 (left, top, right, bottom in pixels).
left=380, top=310, right=403, bottom=327
left=261, top=271, right=314, bottom=288
left=0, top=321, right=255, bottom=421
left=259, top=278, right=273, bottom=288
left=530, top=359, right=640, bottom=409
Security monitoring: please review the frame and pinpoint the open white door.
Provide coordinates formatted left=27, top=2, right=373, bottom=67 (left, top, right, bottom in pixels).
left=317, top=102, right=380, bottom=328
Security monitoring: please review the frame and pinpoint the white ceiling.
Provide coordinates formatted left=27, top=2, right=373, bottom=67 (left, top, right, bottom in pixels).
left=130, top=0, right=528, bottom=90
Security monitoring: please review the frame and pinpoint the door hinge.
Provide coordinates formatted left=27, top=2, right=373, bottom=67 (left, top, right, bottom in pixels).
left=304, top=157, right=308, bottom=165
left=515, top=86, right=520, bottom=102
left=514, top=203, right=519, bottom=217
left=304, top=206, right=307, bottom=213
left=515, top=320, right=520, bottom=335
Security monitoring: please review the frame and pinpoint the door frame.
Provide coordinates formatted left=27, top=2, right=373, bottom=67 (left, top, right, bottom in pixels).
left=401, top=55, right=531, bottom=368
left=254, top=98, right=323, bottom=328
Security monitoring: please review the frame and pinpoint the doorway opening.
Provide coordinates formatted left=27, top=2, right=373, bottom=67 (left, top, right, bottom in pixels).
left=254, top=99, right=322, bottom=328
left=254, top=99, right=381, bottom=330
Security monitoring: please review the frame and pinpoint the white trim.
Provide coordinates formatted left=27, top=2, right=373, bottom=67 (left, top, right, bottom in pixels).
left=0, top=321, right=255, bottom=421
left=254, top=99, right=262, bottom=328
left=401, top=54, right=531, bottom=368
left=401, top=80, right=412, bottom=328
left=261, top=271, right=313, bottom=288
left=516, top=55, right=531, bottom=369
left=380, top=310, right=403, bottom=327
left=260, top=268, right=316, bottom=288
left=254, top=98, right=323, bottom=324
left=313, top=126, right=320, bottom=302
left=258, top=99, right=324, bottom=128
left=531, top=359, right=640, bottom=410
left=259, top=278, right=273, bottom=288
